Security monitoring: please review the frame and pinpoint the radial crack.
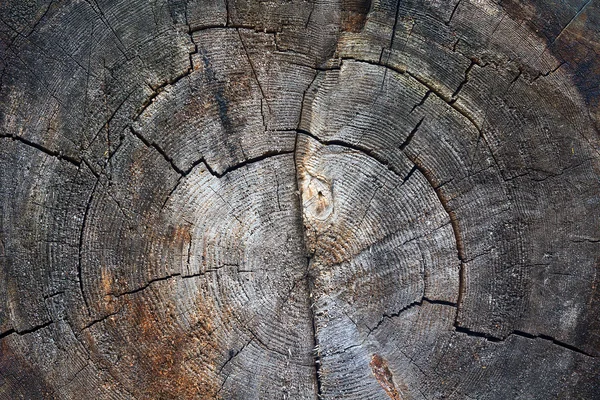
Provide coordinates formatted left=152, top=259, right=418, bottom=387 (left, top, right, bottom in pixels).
left=293, top=133, right=323, bottom=399
left=1, top=134, right=80, bottom=167
left=0, top=320, right=54, bottom=341
left=399, top=117, right=424, bottom=151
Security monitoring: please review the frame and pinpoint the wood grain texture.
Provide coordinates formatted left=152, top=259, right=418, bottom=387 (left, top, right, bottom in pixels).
left=1, top=0, right=599, bottom=399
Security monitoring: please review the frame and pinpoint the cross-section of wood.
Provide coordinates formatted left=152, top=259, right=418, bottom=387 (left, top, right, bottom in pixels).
left=1, top=0, right=599, bottom=399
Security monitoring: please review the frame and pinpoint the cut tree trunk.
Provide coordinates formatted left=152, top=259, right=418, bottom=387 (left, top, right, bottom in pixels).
left=1, top=0, right=599, bottom=399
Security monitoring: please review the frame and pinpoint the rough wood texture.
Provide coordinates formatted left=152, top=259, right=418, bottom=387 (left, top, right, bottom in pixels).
left=1, top=0, right=599, bottom=399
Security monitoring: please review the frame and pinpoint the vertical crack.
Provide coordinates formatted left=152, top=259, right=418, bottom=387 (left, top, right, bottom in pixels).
left=78, top=176, right=99, bottom=316
left=293, top=133, right=323, bottom=399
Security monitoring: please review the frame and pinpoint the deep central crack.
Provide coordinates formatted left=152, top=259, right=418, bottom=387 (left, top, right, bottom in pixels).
left=293, top=133, right=323, bottom=399
left=304, top=256, right=323, bottom=399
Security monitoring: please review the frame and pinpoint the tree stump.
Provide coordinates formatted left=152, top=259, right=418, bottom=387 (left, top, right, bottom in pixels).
left=1, top=0, right=599, bottom=398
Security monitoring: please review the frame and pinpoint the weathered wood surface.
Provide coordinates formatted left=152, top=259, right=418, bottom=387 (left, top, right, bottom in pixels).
left=1, top=0, right=599, bottom=398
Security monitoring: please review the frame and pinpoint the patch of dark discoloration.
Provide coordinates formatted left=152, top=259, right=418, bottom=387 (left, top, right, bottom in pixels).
left=0, top=340, right=57, bottom=399
left=370, top=354, right=401, bottom=400
left=499, top=0, right=600, bottom=117
left=341, top=0, right=372, bottom=32
left=199, top=50, right=233, bottom=136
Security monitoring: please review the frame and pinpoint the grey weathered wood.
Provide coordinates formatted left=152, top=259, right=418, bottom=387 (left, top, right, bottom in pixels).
left=1, top=0, right=599, bottom=399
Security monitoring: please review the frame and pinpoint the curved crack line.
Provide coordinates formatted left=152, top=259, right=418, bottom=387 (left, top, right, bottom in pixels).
left=296, top=129, right=416, bottom=183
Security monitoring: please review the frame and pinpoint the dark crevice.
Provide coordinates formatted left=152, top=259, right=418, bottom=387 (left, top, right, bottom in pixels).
left=78, top=176, right=99, bottom=316
left=137, top=62, right=193, bottom=113
left=410, top=90, right=431, bottom=113
left=297, top=128, right=409, bottom=181
left=403, top=157, right=465, bottom=322
left=237, top=28, right=272, bottom=116
left=342, top=56, right=395, bottom=72
left=105, top=267, right=230, bottom=300
left=571, top=237, right=600, bottom=243
left=406, top=159, right=465, bottom=261
left=85, top=0, right=130, bottom=60
left=245, top=326, right=297, bottom=360
left=331, top=343, right=361, bottom=356
left=306, top=256, right=323, bottom=399
left=131, top=125, right=293, bottom=179
left=544, top=0, right=592, bottom=51
left=455, top=327, right=595, bottom=357
left=389, top=0, right=402, bottom=50
left=368, top=297, right=457, bottom=336
left=305, top=2, right=315, bottom=29
left=452, top=38, right=460, bottom=52
left=510, top=68, right=522, bottom=85
left=450, top=59, right=477, bottom=101
left=85, top=89, right=135, bottom=152
left=129, top=126, right=187, bottom=175
left=298, top=70, right=320, bottom=127
left=405, top=71, right=480, bottom=133
left=454, top=326, right=502, bottom=341
left=27, top=0, right=55, bottom=37
left=133, top=27, right=198, bottom=122
left=224, top=0, right=230, bottom=26
left=532, top=60, right=567, bottom=82
left=218, top=338, right=253, bottom=375
left=0, top=320, right=53, bottom=341
left=446, top=0, right=461, bottom=26
left=43, top=291, right=65, bottom=299
left=340, top=57, right=482, bottom=134
left=537, top=334, right=594, bottom=357
left=402, top=164, right=418, bottom=183
left=109, top=273, right=181, bottom=298
left=399, top=117, right=424, bottom=151
left=1, top=134, right=80, bottom=167
left=293, top=132, right=322, bottom=399
left=423, top=297, right=458, bottom=307
left=213, top=150, right=295, bottom=178
left=161, top=175, right=184, bottom=210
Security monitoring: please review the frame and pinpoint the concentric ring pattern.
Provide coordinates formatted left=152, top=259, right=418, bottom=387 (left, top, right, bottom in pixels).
left=1, top=0, right=599, bottom=399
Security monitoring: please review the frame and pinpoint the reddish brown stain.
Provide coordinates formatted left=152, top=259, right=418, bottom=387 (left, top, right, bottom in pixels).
left=84, top=283, right=224, bottom=399
left=341, top=0, right=372, bottom=32
left=342, top=11, right=369, bottom=33
left=499, top=0, right=600, bottom=113
left=370, top=354, right=402, bottom=400
left=123, top=293, right=221, bottom=399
